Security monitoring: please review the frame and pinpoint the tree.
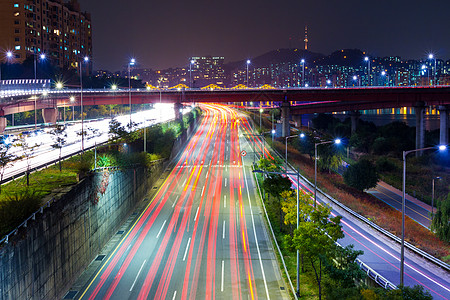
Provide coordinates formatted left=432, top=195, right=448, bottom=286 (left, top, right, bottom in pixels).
left=343, top=158, right=379, bottom=191
left=0, top=144, right=17, bottom=193
left=15, top=134, right=41, bottom=186
left=50, top=125, right=67, bottom=171
left=431, top=192, right=450, bottom=242
left=108, top=118, right=126, bottom=142
left=285, top=203, right=344, bottom=300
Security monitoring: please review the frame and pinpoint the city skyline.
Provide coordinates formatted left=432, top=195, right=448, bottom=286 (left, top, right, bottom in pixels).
left=77, top=0, right=450, bottom=71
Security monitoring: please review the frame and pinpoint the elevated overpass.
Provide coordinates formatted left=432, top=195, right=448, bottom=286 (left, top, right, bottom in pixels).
left=1, top=86, right=449, bottom=146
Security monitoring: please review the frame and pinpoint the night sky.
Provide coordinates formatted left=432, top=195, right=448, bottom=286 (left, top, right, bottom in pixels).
left=77, top=0, right=450, bottom=71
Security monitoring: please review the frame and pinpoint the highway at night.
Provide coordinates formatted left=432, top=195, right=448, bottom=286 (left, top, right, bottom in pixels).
left=75, top=105, right=288, bottom=300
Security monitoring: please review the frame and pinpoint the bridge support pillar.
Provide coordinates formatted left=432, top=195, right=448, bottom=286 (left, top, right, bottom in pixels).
left=415, top=104, right=425, bottom=157
left=439, top=106, right=449, bottom=145
left=281, top=101, right=290, bottom=137
left=0, top=117, right=6, bottom=133
left=350, top=111, right=360, bottom=134
left=292, top=115, right=302, bottom=128
left=42, top=108, right=58, bottom=124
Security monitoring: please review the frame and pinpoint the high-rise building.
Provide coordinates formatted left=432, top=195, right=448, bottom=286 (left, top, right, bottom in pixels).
left=189, top=56, right=225, bottom=87
left=0, top=0, right=92, bottom=73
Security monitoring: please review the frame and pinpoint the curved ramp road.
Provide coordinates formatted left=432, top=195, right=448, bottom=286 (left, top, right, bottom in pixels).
left=76, top=105, right=288, bottom=300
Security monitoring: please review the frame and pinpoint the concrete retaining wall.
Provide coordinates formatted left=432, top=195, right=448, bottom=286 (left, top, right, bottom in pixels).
left=0, top=163, right=162, bottom=300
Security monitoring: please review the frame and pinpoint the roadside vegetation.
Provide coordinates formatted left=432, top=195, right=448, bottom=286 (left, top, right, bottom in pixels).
left=255, top=156, right=433, bottom=299
left=0, top=107, right=202, bottom=239
left=249, top=110, right=450, bottom=261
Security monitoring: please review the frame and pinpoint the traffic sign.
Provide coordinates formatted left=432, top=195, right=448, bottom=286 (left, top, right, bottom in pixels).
left=241, top=150, right=247, bottom=156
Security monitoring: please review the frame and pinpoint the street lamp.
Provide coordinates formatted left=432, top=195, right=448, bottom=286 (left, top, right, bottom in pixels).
left=128, top=58, right=136, bottom=125
left=326, top=79, right=331, bottom=87
left=421, top=64, right=429, bottom=86
left=189, top=59, right=195, bottom=88
left=300, top=59, right=305, bottom=87
left=69, top=96, right=75, bottom=122
left=352, top=75, right=359, bottom=86
left=246, top=59, right=251, bottom=87
left=428, top=54, right=437, bottom=85
left=314, top=138, right=341, bottom=207
left=34, top=51, right=46, bottom=80
left=364, top=56, right=370, bottom=86
left=381, top=71, right=389, bottom=86
left=259, top=107, right=263, bottom=132
left=80, top=56, right=89, bottom=152
left=285, top=133, right=304, bottom=170
left=431, top=176, right=441, bottom=223
left=253, top=168, right=301, bottom=296
left=401, top=145, right=447, bottom=286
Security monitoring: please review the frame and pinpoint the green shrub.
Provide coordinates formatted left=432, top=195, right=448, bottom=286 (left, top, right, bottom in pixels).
left=0, top=189, right=41, bottom=236
left=376, top=157, right=398, bottom=172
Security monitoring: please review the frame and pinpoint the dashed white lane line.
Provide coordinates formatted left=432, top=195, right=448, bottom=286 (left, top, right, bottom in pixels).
left=129, top=259, right=146, bottom=291
left=156, top=220, right=167, bottom=239
left=183, top=238, right=191, bottom=261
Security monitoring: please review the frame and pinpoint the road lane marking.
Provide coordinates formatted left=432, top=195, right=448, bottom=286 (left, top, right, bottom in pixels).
left=221, top=260, right=225, bottom=292
left=172, top=196, right=179, bottom=208
left=129, top=259, right=146, bottom=291
left=172, top=290, right=177, bottom=300
left=183, top=178, right=187, bottom=186
left=223, top=220, right=226, bottom=239
left=183, top=238, right=191, bottom=261
left=201, top=186, right=205, bottom=196
left=156, top=220, right=167, bottom=239
left=224, top=195, right=227, bottom=208
left=225, top=178, right=227, bottom=187
left=194, top=207, right=200, bottom=221
left=243, top=164, right=271, bottom=299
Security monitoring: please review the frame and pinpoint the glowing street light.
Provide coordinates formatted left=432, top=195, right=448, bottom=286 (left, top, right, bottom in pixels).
left=69, top=96, right=75, bottom=122
left=364, top=56, right=370, bottom=86
left=428, top=53, right=437, bottom=85
left=34, top=51, right=46, bottom=80
left=300, top=59, right=305, bottom=87
left=400, top=144, right=447, bottom=285
left=381, top=71, right=390, bottom=86
left=6, top=51, right=13, bottom=58
left=246, top=59, right=251, bottom=87
left=128, top=58, right=136, bottom=125
left=314, top=138, right=341, bottom=207
left=189, top=59, right=195, bottom=88
left=79, top=56, right=89, bottom=152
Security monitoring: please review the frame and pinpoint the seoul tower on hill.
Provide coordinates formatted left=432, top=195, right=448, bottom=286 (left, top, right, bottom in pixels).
left=304, top=26, right=309, bottom=50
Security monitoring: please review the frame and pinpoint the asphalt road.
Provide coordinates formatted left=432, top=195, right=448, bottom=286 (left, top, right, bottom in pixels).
left=75, top=104, right=288, bottom=300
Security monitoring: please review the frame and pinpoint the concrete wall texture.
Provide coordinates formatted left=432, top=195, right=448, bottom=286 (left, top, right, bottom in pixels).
left=0, top=163, right=162, bottom=300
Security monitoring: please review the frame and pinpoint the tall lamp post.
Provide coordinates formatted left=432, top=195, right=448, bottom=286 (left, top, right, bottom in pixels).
left=401, top=145, right=447, bottom=285
left=189, top=59, right=195, bottom=88
left=431, top=176, right=441, bottom=223
left=69, top=96, right=75, bottom=122
left=301, top=59, right=305, bottom=87
left=314, top=139, right=341, bottom=207
left=246, top=59, right=251, bottom=87
left=381, top=71, right=389, bottom=86
left=364, top=56, right=370, bottom=86
left=128, top=58, right=136, bottom=125
left=285, top=133, right=305, bottom=170
left=80, top=56, right=89, bottom=152
left=34, top=52, right=46, bottom=80
left=0, top=51, right=14, bottom=82
left=428, top=54, right=437, bottom=85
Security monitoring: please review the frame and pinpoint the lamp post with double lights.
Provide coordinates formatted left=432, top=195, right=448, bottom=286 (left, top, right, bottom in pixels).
left=79, top=56, right=89, bottom=152
left=400, top=145, right=447, bottom=286
left=428, top=54, right=437, bottom=85
left=246, top=59, right=251, bottom=87
left=285, top=133, right=305, bottom=170
left=253, top=168, right=301, bottom=296
left=128, top=58, right=136, bottom=125
left=364, top=56, right=370, bottom=86
left=314, top=138, right=341, bottom=208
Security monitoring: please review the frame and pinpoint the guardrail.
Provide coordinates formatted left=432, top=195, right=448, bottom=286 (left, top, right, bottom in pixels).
left=270, top=146, right=450, bottom=273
